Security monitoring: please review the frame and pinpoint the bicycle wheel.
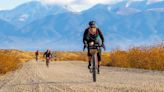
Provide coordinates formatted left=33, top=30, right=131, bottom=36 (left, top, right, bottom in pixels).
left=36, top=56, right=38, bottom=62
left=92, top=54, right=97, bottom=82
left=46, top=59, right=49, bottom=67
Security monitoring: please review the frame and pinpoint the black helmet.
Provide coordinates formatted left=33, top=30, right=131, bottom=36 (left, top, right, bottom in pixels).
left=89, top=21, right=96, bottom=26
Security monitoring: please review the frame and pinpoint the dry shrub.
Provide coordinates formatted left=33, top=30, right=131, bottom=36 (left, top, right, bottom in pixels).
left=0, top=53, right=20, bottom=74
left=0, top=49, right=34, bottom=74
left=110, top=50, right=129, bottom=67
left=51, top=52, right=88, bottom=61
left=110, top=44, right=164, bottom=70
left=49, top=51, right=110, bottom=66
left=101, top=52, right=110, bottom=66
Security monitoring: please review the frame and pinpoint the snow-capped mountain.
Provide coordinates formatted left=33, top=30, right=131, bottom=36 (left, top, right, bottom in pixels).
left=0, top=1, right=69, bottom=29
left=0, top=0, right=164, bottom=50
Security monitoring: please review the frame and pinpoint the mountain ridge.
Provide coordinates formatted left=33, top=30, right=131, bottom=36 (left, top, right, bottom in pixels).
left=0, top=1, right=163, bottom=50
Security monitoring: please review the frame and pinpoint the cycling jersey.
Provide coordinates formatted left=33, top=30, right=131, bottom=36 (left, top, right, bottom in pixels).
left=83, top=27, right=104, bottom=45
left=43, top=51, right=52, bottom=58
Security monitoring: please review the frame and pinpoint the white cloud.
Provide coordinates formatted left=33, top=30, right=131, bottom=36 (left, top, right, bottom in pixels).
left=41, top=0, right=123, bottom=12
left=41, top=0, right=163, bottom=12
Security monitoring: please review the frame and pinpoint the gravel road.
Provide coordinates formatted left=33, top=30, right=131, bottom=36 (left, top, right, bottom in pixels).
left=0, top=60, right=164, bottom=92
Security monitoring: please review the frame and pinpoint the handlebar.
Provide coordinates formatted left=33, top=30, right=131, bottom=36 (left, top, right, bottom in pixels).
left=83, top=43, right=106, bottom=51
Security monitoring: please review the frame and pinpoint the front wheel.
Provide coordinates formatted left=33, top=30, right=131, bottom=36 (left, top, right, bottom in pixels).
left=92, top=55, right=97, bottom=82
left=46, top=58, right=50, bottom=67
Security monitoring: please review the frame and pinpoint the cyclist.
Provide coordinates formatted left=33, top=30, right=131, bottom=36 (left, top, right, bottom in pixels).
left=83, top=21, right=105, bottom=74
left=35, top=50, right=39, bottom=62
left=43, top=49, right=52, bottom=67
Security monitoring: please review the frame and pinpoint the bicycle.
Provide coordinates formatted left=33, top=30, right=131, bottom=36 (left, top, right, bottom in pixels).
left=36, top=55, right=38, bottom=62
left=46, top=57, right=50, bottom=67
left=84, top=42, right=103, bottom=82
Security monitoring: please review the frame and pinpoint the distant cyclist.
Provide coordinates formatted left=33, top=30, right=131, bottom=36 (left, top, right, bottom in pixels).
left=35, top=50, right=39, bottom=62
left=43, top=49, right=52, bottom=67
left=83, top=21, right=105, bottom=74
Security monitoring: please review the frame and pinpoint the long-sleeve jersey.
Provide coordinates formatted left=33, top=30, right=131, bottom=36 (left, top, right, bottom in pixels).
left=83, top=27, right=104, bottom=44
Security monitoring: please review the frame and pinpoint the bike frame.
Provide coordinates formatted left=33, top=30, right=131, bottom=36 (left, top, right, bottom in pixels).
left=46, top=57, right=50, bottom=67
left=83, top=42, right=102, bottom=82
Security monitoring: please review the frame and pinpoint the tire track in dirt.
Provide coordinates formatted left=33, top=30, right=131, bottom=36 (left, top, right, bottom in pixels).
left=0, top=60, right=164, bottom=92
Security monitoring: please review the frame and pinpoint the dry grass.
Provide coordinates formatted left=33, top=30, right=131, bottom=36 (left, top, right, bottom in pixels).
left=110, top=44, right=164, bottom=70
left=51, top=52, right=87, bottom=61
left=0, top=53, right=20, bottom=74
left=48, top=51, right=110, bottom=66
left=0, top=49, right=34, bottom=74
left=2, top=43, right=161, bottom=74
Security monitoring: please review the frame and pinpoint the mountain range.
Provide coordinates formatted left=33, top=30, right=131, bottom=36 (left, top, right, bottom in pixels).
left=0, top=0, right=163, bottom=51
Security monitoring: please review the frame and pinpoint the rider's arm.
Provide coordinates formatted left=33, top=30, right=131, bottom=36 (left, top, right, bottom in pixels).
left=97, top=28, right=104, bottom=44
left=83, top=28, right=89, bottom=44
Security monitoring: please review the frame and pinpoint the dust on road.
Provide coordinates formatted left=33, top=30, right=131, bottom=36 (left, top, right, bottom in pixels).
left=0, top=60, right=164, bottom=92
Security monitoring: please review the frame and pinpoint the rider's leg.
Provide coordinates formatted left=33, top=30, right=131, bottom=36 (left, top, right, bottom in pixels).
left=88, top=49, right=92, bottom=69
left=36, top=55, right=37, bottom=61
left=97, top=50, right=102, bottom=74
left=46, top=59, right=49, bottom=67
left=98, top=49, right=102, bottom=67
left=88, top=56, right=91, bottom=69
left=37, top=55, right=38, bottom=61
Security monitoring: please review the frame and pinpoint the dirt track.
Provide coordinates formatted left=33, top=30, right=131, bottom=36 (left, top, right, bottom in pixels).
left=0, top=60, right=164, bottom=92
